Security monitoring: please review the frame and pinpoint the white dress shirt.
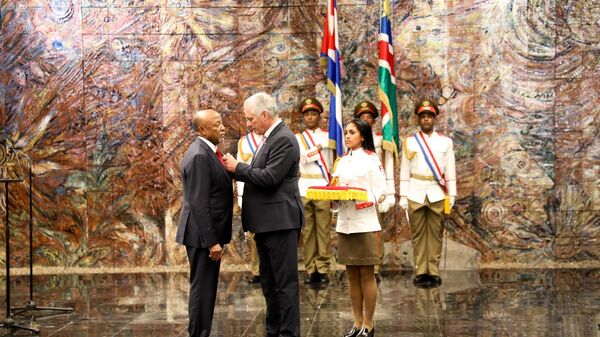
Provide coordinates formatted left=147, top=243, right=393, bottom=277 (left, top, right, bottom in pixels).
left=198, top=136, right=217, bottom=152
left=256, top=118, right=281, bottom=154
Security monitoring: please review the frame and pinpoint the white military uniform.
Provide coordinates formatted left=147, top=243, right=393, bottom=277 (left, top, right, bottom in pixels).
left=373, top=131, right=395, bottom=275
left=399, top=131, right=456, bottom=203
left=400, top=131, right=456, bottom=277
left=236, top=131, right=263, bottom=277
left=334, top=148, right=387, bottom=234
left=296, top=128, right=334, bottom=275
left=296, top=128, right=333, bottom=196
left=373, top=131, right=396, bottom=212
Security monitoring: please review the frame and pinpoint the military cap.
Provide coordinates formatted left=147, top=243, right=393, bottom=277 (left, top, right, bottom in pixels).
left=353, top=100, right=379, bottom=119
left=299, top=97, right=323, bottom=114
left=414, top=99, right=440, bottom=116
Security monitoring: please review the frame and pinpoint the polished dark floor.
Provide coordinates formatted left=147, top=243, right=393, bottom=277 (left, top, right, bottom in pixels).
left=0, top=269, right=598, bottom=336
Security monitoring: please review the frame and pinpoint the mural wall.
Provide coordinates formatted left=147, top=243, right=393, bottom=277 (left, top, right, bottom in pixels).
left=0, top=0, right=598, bottom=269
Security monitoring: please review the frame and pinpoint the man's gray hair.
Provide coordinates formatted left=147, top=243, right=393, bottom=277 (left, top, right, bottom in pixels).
left=244, top=92, right=279, bottom=118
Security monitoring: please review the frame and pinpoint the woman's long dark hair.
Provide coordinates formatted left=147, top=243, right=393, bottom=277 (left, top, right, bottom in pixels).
left=348, top=118, right=375, bottom=152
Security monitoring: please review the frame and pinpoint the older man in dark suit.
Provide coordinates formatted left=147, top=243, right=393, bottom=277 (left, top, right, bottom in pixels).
left=223, top=92, right=304, bottom=337
left=176, top=109, right=233, bottom=337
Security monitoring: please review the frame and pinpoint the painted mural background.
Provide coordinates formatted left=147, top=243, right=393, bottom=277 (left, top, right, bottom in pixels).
left=0, top=0, right=598, bottom=270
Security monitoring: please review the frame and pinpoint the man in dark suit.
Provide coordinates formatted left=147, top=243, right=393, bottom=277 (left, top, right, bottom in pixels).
left=223, top=92, right=303, bottom=337
left=176, top=109, right=233, bottom=337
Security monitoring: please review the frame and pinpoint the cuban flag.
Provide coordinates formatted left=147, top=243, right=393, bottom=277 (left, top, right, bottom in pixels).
left=378, top=0, right=400, bottom=157
left=320, top=0, right=344, bottom=157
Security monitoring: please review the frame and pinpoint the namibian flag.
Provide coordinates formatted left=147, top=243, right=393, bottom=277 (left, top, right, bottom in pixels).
left=378, top=0, right=400, bottom=157
left=320, top=0, right=344, bottom=157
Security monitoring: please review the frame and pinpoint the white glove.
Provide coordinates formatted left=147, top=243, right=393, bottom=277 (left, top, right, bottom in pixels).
left=449, top=196, right=455, bottom=208
left=399, top=196, right=408, bottom=210
left=377, top=194, right=395, bottom=213
left=330, top=201, right=339, bottom=218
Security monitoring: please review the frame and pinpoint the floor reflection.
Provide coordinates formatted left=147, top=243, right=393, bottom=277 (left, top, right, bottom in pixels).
left=0, top=269, right=598, bottom=336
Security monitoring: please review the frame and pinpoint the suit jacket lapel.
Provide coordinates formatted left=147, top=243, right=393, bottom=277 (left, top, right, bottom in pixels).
left=269, top=122, right=285, bottom=139
left=251, top=122, right=285, bottom=166
left=197, top=139, right=230, bottom=181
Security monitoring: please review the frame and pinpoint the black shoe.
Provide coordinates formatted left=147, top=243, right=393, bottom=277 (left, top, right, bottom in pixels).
left=429, top=275, right=442, bottom=286
left=413, top=274, right=429, bottom=285
left=357, top=327, right=374, bottom=337
left=247, top=275, right=260, bottom=284
left=415, top=280, right=434, bottom=289
left=374, top=273, right=382, bottom=284
left=304, top=272, right=320, bottom=284
left=342, top=326, right=361, bottom=337
left=319, top=274, right=330, bottom=284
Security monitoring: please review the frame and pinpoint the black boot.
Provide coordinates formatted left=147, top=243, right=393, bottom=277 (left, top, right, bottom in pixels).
left=430, top=275, right=442, bottom=286
left=413, top=274, right=429, bottom=285
left=304, top=272, right=320, bottom=284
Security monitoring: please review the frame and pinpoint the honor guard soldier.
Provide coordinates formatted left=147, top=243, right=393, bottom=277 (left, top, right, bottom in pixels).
left=399, top=99, right=456, bottom=287
left=296, top=98, right=334, bottom=285
left=353, top=100, right=396, bottom=282
left=236, top=130, right=263, bottom=284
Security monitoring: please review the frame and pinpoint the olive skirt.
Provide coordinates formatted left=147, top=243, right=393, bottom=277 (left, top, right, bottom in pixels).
left=337, top=231, right=380, bottom=266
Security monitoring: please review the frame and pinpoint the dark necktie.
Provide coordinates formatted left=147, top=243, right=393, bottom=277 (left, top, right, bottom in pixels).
left=215, top=149, right=225, bottom=166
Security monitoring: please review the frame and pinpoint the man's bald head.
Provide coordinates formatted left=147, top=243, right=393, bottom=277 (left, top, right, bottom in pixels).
left=193, top=109, right=225, bottom=145
left=192, top=109, right=216, bottom=130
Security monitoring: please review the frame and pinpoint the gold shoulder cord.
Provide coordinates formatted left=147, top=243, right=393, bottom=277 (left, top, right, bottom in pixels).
left=403, top=138, right=416, bottom=160
left=297, top=132, right=310, bottom=151
left=329, top=157, right=341, bottom=186
left=238, top=139, right=252, bottom=162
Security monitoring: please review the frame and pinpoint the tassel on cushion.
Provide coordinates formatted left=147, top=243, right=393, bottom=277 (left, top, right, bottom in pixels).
left=306, top=186, right=369, bottom=201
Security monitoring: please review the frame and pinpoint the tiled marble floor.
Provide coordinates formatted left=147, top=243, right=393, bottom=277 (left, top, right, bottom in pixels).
left=0, top=269, right=598, bottom=336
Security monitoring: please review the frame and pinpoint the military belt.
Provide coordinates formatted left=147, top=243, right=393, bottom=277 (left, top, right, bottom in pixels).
left=411, top=173, right=436, bottom=181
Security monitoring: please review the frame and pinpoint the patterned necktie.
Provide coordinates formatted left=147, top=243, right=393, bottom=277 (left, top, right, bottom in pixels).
left=215, top=149, right=225, bottom=166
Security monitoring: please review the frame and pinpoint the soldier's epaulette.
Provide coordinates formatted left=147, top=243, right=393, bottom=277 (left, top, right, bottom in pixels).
left=320, top=127, right=328, bottom=132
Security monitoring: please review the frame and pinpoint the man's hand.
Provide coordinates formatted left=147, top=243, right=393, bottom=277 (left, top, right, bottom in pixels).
left=399, top=196, right=408, bottom=210
left=209, top=244, right=223, bottom=261
left=377, top=194, right=395, bottom=213
left=222, top=153, right=238, bottom=172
